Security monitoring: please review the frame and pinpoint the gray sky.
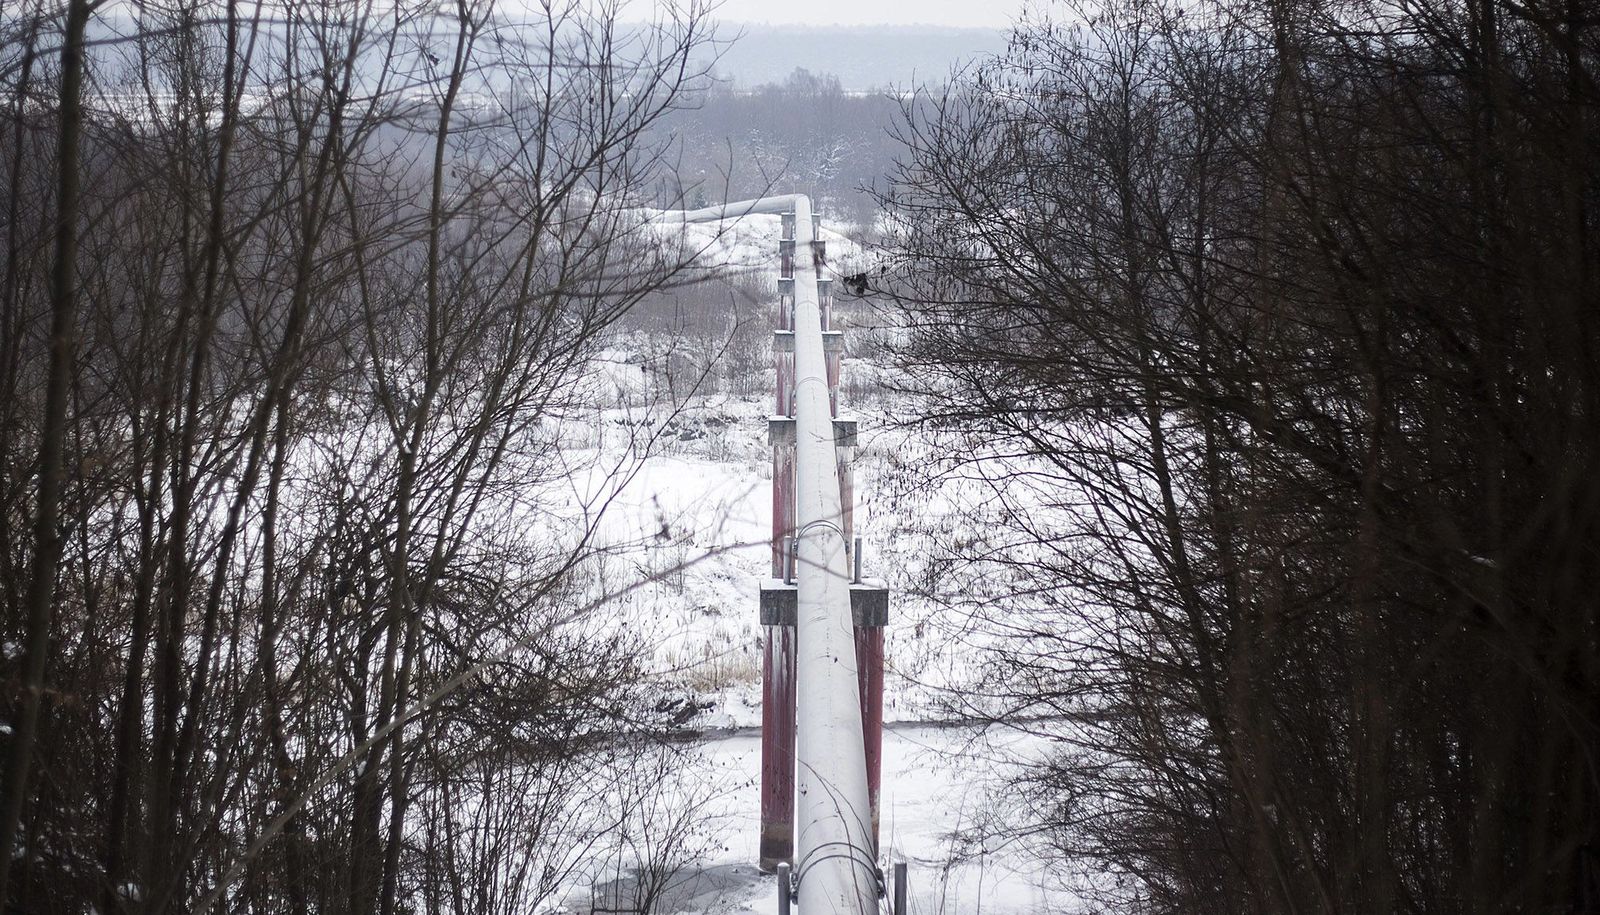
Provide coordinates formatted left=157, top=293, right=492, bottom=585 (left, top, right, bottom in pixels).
left=681, top=0, right=1021, bottom=28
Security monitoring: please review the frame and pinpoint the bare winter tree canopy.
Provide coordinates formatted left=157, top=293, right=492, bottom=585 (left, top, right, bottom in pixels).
left=877, top=0, right=1599, bottom=911
left=0, top=0, right=737, bottom=911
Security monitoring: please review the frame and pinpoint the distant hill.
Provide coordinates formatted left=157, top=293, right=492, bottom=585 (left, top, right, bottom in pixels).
left=86, top=15, right=1001, bottom=96
left=83, top=15, right=999, bottom=100
left=699, top=24, right=1009, bottom=92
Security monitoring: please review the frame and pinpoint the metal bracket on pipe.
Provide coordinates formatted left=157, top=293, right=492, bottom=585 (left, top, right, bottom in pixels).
left=794, top=517, right=845, bottom=544
left=760, top=581, right=888, bottom=627
left=768, top=417, right=857, bottom=447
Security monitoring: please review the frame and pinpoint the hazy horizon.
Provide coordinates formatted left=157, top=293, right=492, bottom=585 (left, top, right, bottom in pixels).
left=664, top=0, right=1023, bottom=29
left=695, top=22, right=1010, bottom=90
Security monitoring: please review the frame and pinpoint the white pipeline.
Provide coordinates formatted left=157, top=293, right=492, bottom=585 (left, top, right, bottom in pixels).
left=658, top=195, right=878, bottom=913
left=787, top=194, right=878, bottom=914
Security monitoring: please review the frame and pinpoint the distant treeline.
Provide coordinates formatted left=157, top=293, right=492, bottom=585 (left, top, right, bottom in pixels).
left=693, top=23, right=1007, bottom=93
left=647, top=67, right=904, bottom=230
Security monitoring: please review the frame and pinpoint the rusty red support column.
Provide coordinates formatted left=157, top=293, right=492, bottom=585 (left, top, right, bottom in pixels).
left=821, top=279, right=843, bottom=417
left=760, top=624, right=797, bottom=870
left=834, top=418, right=884, bottom=852
left=855, top=624, right=885, bottom=845
left=759, top=217, right=801, bottom=873
left=835, top=422, right=856, bottom=547
left=776, top=327, right=795, bottom=419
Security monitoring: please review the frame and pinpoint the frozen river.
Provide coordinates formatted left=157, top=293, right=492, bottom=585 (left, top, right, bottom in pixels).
left=566, top=723, right=1066, bottom=914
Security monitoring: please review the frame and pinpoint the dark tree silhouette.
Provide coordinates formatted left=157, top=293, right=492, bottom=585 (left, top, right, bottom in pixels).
left=879, top=0, right=1600, bottom=911
left=0, top=0, right=728, bottom=912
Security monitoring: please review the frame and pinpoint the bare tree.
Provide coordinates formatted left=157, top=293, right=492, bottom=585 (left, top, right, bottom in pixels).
left=0, top=0, right=734, bottom=911
left=878, top=0, right=1600, bottom=911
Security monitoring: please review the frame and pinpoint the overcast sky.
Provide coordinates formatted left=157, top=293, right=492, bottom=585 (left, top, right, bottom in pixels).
left=674, top=0, right=1021, bottom=29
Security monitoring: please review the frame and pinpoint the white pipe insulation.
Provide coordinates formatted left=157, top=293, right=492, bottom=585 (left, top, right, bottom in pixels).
left=648, top=196, right=800, bottom=223
left=787, top=194, right=878, bottom=914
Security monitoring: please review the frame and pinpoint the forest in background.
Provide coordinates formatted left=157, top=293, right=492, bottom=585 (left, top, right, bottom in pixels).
left=642, top=67, right=903, bottom=230
left=692, top=24, right=1007, bottom=92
